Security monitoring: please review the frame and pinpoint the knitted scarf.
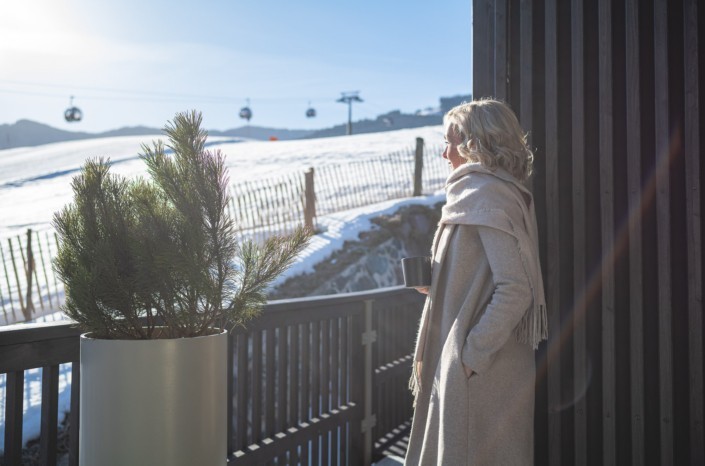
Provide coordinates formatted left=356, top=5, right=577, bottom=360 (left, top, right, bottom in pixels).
left=410, top=163, right=548, bottom=401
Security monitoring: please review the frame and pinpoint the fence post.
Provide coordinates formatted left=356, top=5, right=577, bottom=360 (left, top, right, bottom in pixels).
left=8, top=238, right=25, bottom=318
left=304, top=168, right=316, bottom=231
left=413, top=138, right=424, bottom=196
left=24, top=229, right=35, bottom=319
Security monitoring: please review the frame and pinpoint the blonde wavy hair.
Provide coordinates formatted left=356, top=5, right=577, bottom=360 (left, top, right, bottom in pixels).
left=444, top=98, right=534, bottom=181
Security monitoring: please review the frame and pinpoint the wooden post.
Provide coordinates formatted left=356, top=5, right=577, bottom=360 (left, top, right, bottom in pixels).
left=24, top=229, right=35, bottom=319
left=413, top=137, right=424, bottom=196
left=25, top=228, right=34, bottom=320
left=304, top=168, right=316, bottom=231
left=8, top=238, right=25, bottom=319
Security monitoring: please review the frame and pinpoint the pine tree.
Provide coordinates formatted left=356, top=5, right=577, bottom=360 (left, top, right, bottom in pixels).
left=53, top=111, right=310, bottom=339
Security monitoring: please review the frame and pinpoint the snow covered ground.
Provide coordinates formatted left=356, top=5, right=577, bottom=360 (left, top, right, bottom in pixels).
left=0, top=125, right=444, bottom=237
left=0, top=125, right=448, bottom=452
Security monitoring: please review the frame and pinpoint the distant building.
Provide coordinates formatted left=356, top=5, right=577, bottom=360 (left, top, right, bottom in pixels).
left=440, top=94, right=472, bottom=114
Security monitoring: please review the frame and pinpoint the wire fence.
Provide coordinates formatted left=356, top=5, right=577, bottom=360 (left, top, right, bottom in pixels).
left=0, top=139, right=446, bottom=325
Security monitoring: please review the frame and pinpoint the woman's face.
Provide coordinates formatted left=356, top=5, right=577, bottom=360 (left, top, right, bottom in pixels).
left=442, top=125, right=466, bottom=170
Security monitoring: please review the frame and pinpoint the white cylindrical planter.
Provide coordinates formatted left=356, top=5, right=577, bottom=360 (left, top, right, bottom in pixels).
left=79, top=329, right=228, bottom=466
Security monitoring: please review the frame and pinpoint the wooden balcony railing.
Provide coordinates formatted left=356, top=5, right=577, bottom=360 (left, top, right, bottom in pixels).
left=0, top=286, right=423, bottom=466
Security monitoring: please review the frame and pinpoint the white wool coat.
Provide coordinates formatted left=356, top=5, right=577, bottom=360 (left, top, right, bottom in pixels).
left=405, top=163, right=547, bottom=466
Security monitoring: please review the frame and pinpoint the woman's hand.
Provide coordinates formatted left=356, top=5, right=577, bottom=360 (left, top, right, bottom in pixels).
left=415, top=287, right=429, bottom=295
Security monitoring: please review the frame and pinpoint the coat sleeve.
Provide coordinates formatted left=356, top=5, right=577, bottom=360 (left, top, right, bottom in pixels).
left=461, top=225, right=533, bottom=375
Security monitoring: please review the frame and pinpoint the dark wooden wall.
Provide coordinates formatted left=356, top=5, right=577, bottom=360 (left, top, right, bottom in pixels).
left=473, top=0, right=704, bottom=464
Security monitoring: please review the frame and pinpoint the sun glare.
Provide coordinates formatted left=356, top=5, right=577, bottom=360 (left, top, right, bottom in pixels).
left=0, top=1, right=85, bottom=57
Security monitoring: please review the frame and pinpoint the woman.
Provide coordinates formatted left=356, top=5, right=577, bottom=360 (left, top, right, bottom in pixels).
left=405, top=99, right=547, bottom=465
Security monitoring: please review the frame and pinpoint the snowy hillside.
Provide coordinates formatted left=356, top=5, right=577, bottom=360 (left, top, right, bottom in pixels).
left=0, top=126, right=445, bottom=237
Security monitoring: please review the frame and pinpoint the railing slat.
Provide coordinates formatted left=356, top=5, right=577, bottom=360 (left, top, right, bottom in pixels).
left=290, top=324, right=300, bottom=425
left=311, top=320, right=321, bottom=464
left=265, top=327, right=276, bottom=439
left=252, top=330, right=263, bottom=443
left=276, top=325, right=287, bottom=465
left=235, top=333, right=248, bottom=452
left=4, top=370, right=24, bottom=465
left=227, top=332, right=235, bottom=456
left=322, top=319, right=330, bottom=464
left=300, top=322, right=310, bottom=466
left=289, top=324, right=300, bottom=464
left=349, top=310, right=365, bottom=466
left=68, top=361, right=80, bottom=466
left=341, top=315, right=350, bottom=464
left=39, top=364, right=60, bottom=466
left=331, top=317, right=341, bottom=466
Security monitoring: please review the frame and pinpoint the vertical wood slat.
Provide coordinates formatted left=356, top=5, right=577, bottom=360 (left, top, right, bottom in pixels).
left=300, top=323, right=310, bottom=466
left=35, top=232, right=53, bottom=310
left=378, top=310, right=386, bottom=438
left=519, top=0, right=534, bottom=190
left=341, top=316, right=349, bottom=465
left=227, top=333, right=234, bottom=456
left=265, top=328, right=276, bottom=439
left=252, top=331, right=263, bottom=443
left=322, top=320, right=330, bottom=415
left=571, top=0, right=588, bottom=463
left=276, top=326, right=287, bottom=465
left=473, top=0, right=496, bottom=98
left=598, top=0, right=616, bottom=464
left=311, top=320, right=321, bottom=464
left=289, top=325, right=300, bottom=465
left=683, top=0, right=704, bottom=462
left=290, top=325, right=300, bottom=425
left=236, top=333, right=248, bottom=451
left=68, top=361, right=80, bottom=466
left=653, top=0, right=674, bottom=464
left=4, top=371, right=24, bottom=465
left=331, top=319, right=340, bottom=466
left=495, top=0, right=509, bottom=100
left=30, top=232, right=44, bottom=312
left=543, top=0, right=562, bottom=464
left=348, top=311, right=364, bottom=466
left=373, top=310, right=381, bottom=439
left=625, top=0, right=645, bottom=462
left=321, top=320, right=330, bottom=465
left=39, top=365, right=60, bottom=466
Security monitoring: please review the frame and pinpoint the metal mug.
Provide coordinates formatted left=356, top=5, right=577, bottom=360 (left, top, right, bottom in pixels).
left=401, top=256, right=432, bottom=288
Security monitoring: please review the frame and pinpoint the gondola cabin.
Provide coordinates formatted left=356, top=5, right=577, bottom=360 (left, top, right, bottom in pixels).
left=239, top=106, right=252, bottom=122
left=64, top=96, right=82, bottom=122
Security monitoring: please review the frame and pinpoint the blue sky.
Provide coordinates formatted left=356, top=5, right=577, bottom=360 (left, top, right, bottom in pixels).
left=0, top=0, right=472, bottom=133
